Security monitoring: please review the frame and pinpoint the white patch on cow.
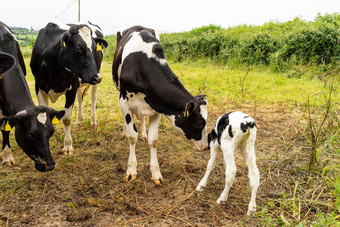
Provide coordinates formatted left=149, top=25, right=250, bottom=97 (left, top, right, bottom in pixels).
left=121, top=32, right=167, bottom=68
left=40, top=85, right=72, bottom=104
left=126, top=92, right=156, bottom=117
left=78, top=26, right=93, bottom=51
left=1, top=145, right=14, bottom=165
left=42, top=21, right=70, bottom=31
left=37, top=112, right=47, bottom=125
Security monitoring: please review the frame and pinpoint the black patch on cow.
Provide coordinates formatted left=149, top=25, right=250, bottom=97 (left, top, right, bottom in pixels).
left=217, top=113, right=230, bottom=144
left=208, top=129, right=217, bottom=149
left=228, top=125, right=234, bottom=138
left=152, top=44, right=165, bottom=59
left=133, top=124, right=137, bottom=132
left=240, top=121, right=256, bottom=133
left=125, top=114, right=131, bottom=124
left=244, top=115, right=250, bottom=118
left=139, top=30, right=158, bottom=43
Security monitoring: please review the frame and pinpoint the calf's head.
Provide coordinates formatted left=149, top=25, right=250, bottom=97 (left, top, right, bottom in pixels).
left=60, top=25, right=107, bottom=85
left=174, top=95, right=208, bottom=151
left=3, top=106, right=65, bottom=172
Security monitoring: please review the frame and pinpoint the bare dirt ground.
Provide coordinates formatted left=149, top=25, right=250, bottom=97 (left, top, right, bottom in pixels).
left=0, top=102, right=334, bottom=226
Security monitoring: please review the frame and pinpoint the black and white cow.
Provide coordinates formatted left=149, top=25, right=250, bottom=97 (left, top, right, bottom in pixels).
left=0, top=52, right=15, bottom=75
left=112, top=25, right=208, bottom=185
left=74, top=21, right=108, bottom=127
left=0, top=21, right=65, bottom=171
left=30, top=21, right=107, bottom=155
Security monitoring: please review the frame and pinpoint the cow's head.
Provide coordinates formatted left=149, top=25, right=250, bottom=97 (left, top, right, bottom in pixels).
left=2, top=106, right=65, bottom=172
left=60, top=25, right=107, bottom=85
left=0, top=52, right=15, bottom=75
left=173, top=95, right=208, bottom=151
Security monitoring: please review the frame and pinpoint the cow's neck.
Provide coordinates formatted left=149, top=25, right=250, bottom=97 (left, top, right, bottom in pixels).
left=141, top=62, right=195, bottom=116
left=0, top=67, right=35, bottom=115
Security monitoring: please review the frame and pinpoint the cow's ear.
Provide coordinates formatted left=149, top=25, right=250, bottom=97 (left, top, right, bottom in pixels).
left=62, top=33, right=70, bottom=47
left=0, top=52, right=15, bottom=75
left=94, top=37, right=108, bottom=50
left=116, top=32, right=122, bottom=46
left=50, top=110, right=65, bottom=125
left=0, top=117, right=19, bottom=131
left=184, top=101, right=195, bottom=118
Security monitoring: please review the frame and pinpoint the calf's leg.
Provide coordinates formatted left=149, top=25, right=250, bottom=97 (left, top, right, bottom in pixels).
left=241, top=132, right=260, bottom=216
left=196, top=142, right=219, bottom=191
left=217, top=140, right=237, bottom=204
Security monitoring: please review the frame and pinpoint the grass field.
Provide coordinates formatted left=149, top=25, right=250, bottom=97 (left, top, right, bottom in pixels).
left=0, top=56, right=339, bottom=226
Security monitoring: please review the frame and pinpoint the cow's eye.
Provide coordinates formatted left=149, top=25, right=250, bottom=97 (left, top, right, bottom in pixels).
left=75, top=46, right=84, bottom=54
left=28, top=133, right=35, bottom=139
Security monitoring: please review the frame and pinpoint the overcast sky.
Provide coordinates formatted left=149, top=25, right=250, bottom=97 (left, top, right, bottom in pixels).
left=1, top=0, right=339, bottom=35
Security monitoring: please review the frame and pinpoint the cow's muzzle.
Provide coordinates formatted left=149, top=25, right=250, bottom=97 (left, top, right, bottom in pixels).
left=90, top=73, right=102, bottom=85
left=35, top=161, right=55, bottom=172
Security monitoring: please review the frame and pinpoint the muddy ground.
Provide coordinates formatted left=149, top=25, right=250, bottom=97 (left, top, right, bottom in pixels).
left=0, top=102, right=335, bottom=226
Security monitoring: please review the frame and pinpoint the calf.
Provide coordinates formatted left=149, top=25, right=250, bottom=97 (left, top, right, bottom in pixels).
left=0, top=52, right=15, bottom=75
left=74, top=21, right=108, bottom=127
left=112, top=25, right=208, bottom=185
left=196, top=111, right=260, bottom=216
left=0, top=21, right=65, bottom=171
left=30, top=21, right=107, bottom=154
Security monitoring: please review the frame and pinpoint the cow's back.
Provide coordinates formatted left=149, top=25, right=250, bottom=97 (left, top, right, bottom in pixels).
left=30, top=23, right=67, bottom=74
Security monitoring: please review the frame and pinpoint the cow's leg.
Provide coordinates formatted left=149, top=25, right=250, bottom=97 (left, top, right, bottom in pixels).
left=1, top=130, right=15, bottom=166
left=90, top=84, right=98, bottom=127
left=196, top=142, right=219, bottom=191
left=62, top=105, right=74, bottom=155
left=241, top=134, right=260, bottom=216
left=37, top=89, right=49, bottom=106
left=62, top=86, right=77, bottom=155
left=217, top=140, right=237, bottom=204
left=74, top=88, right=84, bottom=126
left=148, top=113, right=162, bottom=185
left=138, top=115, right=147, bottom=140
left=120, top=97, right=138, bottom=181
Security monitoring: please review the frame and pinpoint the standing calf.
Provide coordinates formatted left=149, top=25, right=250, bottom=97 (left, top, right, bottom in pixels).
left=196, top=111, right=260, bottom=216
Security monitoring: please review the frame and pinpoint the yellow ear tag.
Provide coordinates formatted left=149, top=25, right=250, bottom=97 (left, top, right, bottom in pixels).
left=63, top=41, right=66, bottom=47
left=52, top=116, right=59, bottom=125
left=184, top=103, right=191, bottom=117
left=0, top=75, right=2, bottom=79
left=96, top=43, right=102, bottom=51
left=5, top=121, right=11, bottom=131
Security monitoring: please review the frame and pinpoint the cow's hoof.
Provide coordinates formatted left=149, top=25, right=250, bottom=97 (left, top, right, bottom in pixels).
left=125, top=174, right=137, bottom=182
left=74, top=121, right=82, bottom=127
left=2, top=160, right=16, bottom=167
left=217, top=198, right=226, bottom=205
left=90, top=122, right=98, bottom=128
left=196, top=185, right=204, bottom=192
left=152, top=178, right=163, bottom=186
left=61, top=146, right=74, bottom=156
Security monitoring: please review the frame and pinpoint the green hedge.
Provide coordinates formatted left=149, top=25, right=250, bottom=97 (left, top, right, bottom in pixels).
left=159, top=13, right=340, bottom=71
